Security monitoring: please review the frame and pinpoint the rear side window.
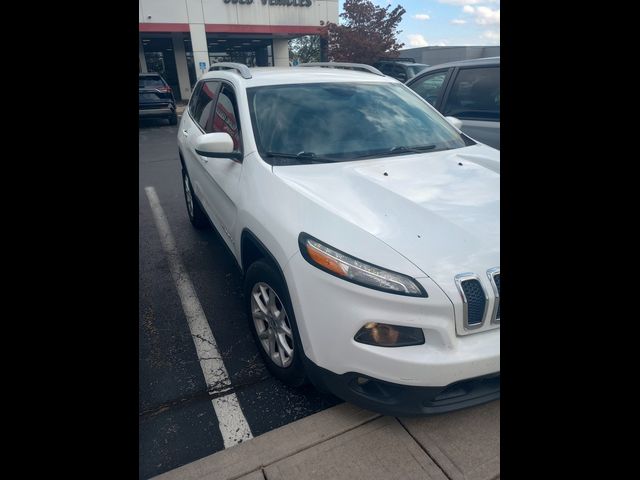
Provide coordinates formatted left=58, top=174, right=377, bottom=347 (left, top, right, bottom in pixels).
left=139, top=76, right=164, bottom=88
left=443, top=67, right=500, bottom=121
left=189, top=81, right=221, bottom=132
left=212, top=86, right=242, bottom=151
left=410, top=70, right=448, bottom=106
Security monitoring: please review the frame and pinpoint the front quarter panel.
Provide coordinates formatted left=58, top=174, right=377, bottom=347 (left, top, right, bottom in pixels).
left=234, top=154, right=463, bottom=372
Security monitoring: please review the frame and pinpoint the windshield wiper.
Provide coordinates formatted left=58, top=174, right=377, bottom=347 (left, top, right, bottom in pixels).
left=263, top=151, right=341, bottom=163
left=388, top=144, right=437, bottom=154
left=352, top=144, right=438, bottom=159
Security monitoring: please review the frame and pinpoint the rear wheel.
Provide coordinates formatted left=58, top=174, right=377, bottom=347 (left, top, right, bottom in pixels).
left=182, top=169, right=209, bottom=229
left=245, top=259, right=307, bottom=386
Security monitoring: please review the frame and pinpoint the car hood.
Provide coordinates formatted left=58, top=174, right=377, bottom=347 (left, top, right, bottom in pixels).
left=272, top=144, right=500, bottom=292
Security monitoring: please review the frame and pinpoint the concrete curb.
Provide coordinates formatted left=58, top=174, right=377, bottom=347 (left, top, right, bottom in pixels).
left=152, top=403, right=380, bottom=480
left=151, top=399, right=500, bottom=480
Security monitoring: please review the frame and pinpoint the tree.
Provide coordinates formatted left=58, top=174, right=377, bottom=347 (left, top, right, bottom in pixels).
left=289, top=35, right=322, bottom=64
left=328, top=0, right=405, bottom=65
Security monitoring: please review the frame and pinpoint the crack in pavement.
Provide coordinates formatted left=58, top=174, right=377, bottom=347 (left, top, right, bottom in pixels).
left=139, top=373, right=273, bottom=420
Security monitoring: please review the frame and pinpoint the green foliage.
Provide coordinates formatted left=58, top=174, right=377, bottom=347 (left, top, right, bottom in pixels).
left=289, top=35, right=322, bottom=64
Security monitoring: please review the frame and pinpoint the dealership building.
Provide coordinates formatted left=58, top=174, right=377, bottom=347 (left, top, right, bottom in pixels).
left=139, top=0, right=338, bottom=101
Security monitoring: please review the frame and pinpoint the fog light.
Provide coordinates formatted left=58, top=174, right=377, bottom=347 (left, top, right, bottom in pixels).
left=354, top=322, right=425, bottom=347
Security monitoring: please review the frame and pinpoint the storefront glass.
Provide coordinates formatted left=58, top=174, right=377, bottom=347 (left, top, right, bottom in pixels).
left=207, top=37, right=274, bottom=67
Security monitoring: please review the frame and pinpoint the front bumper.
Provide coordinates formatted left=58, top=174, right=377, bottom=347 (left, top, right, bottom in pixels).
left=304, top=356, right=499, bottom=415
left=284, top=252, right=500, bottom=388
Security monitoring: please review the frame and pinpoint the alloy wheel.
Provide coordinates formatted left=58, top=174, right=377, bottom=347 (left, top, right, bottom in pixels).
left=251, top=282, right=294, bottom=368
left=184, top=174, right=194, bottom=218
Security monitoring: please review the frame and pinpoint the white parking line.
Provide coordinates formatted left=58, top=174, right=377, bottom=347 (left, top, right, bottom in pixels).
left=144, top=186, right=253, bottom=448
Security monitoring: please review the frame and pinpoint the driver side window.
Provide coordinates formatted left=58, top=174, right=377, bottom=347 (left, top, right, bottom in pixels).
left=212, top=85, right=242, bottom=151
left=442, top=67, right=500, bottom=120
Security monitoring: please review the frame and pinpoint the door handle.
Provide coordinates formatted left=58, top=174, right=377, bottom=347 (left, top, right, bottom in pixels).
left=182, top=129, right=189, bottom=137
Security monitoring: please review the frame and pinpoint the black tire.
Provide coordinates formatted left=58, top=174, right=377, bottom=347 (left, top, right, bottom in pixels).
left=168, top=112, right=178, bottom=125
left=244, top=259, right=307, bottom=387
left=182, top=169, right=209, bottom=229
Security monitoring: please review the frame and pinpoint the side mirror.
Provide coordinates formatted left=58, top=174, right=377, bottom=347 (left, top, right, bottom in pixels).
left=195, top=132, right=242, bottom=160
left=445, top=116, right=463, bottom=130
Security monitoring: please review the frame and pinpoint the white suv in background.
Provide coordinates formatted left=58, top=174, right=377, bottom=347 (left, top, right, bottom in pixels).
left=177, top=62, right=500, bottom=415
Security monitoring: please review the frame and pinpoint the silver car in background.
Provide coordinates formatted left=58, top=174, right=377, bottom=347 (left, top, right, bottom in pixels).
left=406, top=57, right=500, bottom=150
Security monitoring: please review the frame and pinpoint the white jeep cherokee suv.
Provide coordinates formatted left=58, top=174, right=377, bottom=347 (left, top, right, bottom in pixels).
left=177, top=62, right=500, bottom=415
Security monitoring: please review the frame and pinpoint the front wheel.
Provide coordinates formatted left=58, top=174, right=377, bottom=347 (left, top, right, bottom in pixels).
left=245, top=260, right=307, bottom=386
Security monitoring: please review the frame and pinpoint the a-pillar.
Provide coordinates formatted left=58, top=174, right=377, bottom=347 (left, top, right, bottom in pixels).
left=272, top=39, right=290, bottom=67
left=189, top=24, right=210, bottom=79
left=172, top=33, right=192, bottom=101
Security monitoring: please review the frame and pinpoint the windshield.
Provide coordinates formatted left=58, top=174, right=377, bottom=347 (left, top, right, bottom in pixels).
left=247, top=82, right=471, bottom=164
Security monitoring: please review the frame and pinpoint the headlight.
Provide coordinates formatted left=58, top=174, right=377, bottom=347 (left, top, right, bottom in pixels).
left=298, top=233, right=427, bottom=297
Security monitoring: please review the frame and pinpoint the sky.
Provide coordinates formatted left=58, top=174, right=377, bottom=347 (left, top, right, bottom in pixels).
left=338, top=0, right=500, bottom=48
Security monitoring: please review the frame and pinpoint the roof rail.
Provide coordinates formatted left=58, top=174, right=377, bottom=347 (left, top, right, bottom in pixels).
left=208, top=62, right=252, bottom=79
left=297, top=62, right=384, bottom=77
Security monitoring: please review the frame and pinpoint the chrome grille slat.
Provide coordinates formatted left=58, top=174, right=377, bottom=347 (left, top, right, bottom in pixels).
left=494, top=273, right=500, bottom=321
left=486, top=267, right=500, bottom=324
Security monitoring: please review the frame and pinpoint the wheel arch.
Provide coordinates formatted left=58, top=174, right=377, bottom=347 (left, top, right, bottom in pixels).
left=240, top=229, right=288, bottom=281
left=241, top=228, right=311, bottom=382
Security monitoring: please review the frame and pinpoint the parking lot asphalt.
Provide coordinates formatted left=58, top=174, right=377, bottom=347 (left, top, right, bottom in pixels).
left=139, top=118, right=341, bottom=479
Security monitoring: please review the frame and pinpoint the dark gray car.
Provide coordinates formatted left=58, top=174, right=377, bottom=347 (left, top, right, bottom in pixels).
left=406, top=57, right=500, bottom=150
left=139, top=73, right=178, bottom=125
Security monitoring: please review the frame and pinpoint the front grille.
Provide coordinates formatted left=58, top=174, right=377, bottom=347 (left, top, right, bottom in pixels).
left=461, top=279, right=486, bottom=326
left=494, top=273, right=500, bottom=320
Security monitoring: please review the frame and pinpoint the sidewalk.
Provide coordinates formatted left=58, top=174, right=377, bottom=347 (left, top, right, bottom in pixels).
left=153, top=400, right=500, bottom=480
